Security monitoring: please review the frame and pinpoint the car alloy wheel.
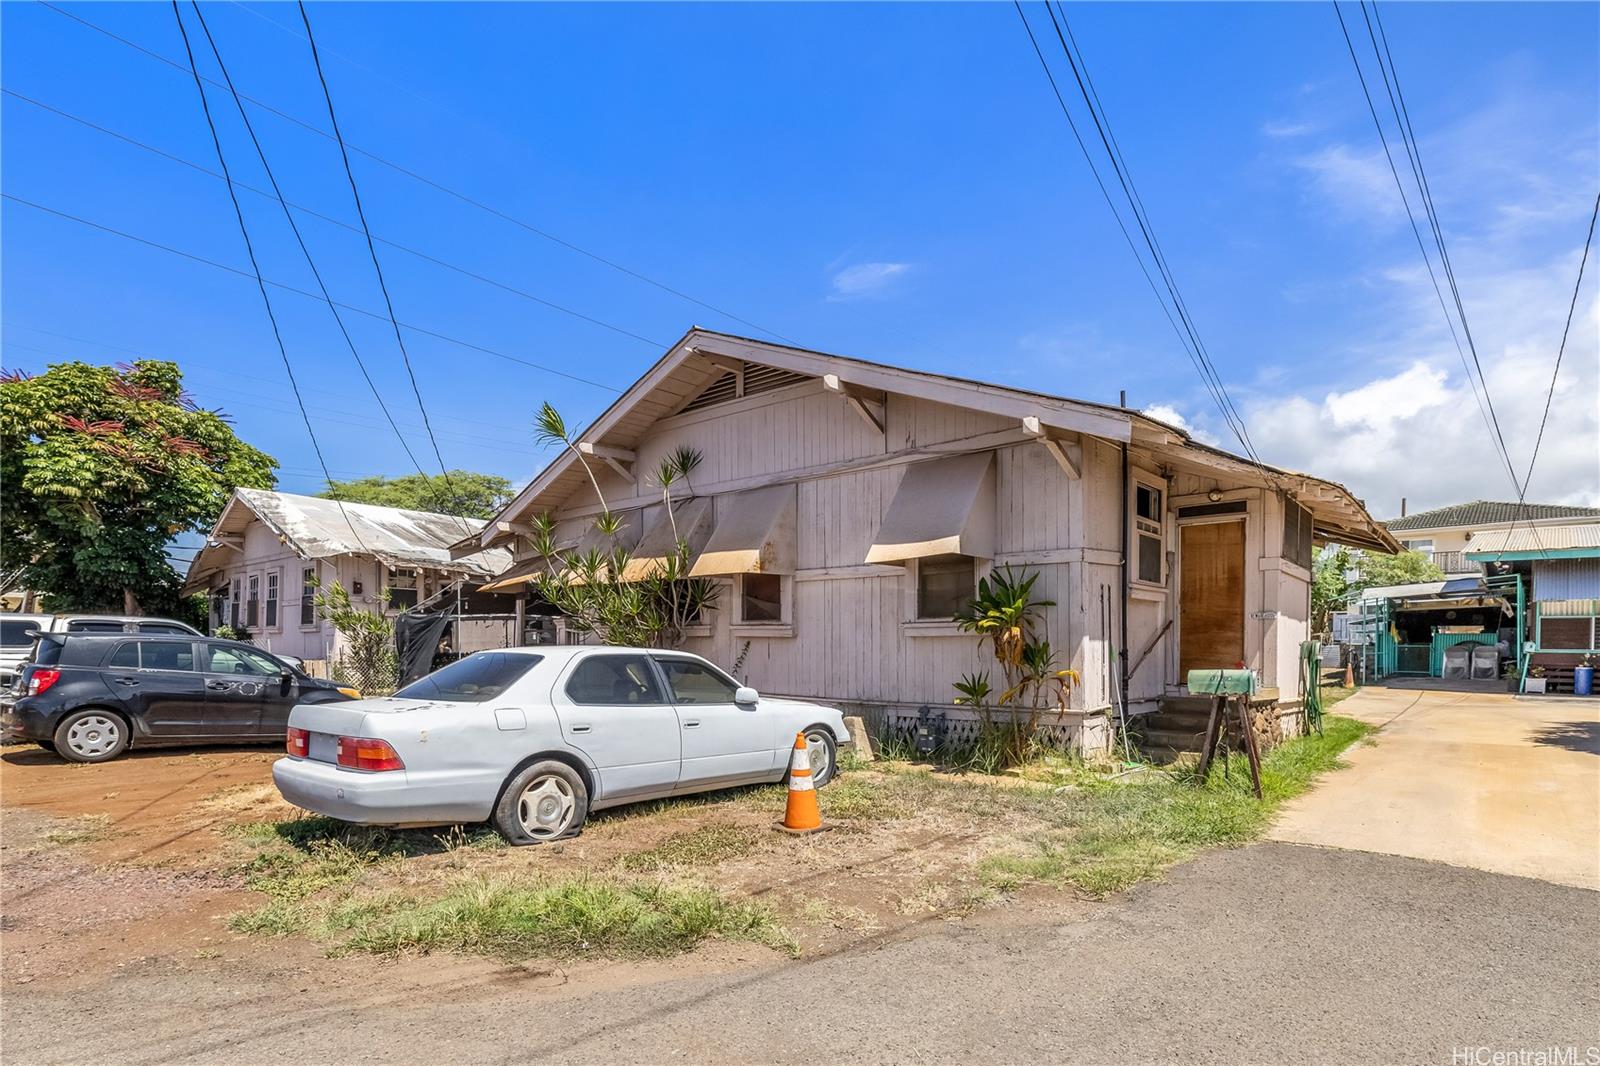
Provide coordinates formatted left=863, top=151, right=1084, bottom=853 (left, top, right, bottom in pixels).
left=804, top=729, right=834, bottom=785
left=65, top=715, right=121, bottom=760
left=517, top=774, right=576, bottom=840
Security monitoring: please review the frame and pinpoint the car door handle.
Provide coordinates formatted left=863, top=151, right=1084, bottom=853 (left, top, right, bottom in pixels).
left=114, top=678, right=139, bottom=686
left=206, top=681, right=232, bottom=691
left=682, top=720, right=701, bottom=728
left=569, top=724, right=592, bottom=734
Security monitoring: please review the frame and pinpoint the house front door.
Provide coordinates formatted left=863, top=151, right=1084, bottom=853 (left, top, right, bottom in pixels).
left=1179, top=520, right=1245, bottom=679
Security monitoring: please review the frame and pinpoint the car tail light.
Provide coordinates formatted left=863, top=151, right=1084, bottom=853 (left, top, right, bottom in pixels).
left=336, top=735, right=404, bottom=772
left=26, top=668, right=61, bottom=696
left=286, top=726, right=310, bottom=758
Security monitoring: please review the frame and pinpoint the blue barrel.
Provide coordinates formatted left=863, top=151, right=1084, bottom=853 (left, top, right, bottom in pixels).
left=1575, top=666, right=1594, bottom=697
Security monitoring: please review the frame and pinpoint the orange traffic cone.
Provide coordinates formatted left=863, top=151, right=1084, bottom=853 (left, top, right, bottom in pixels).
left=774, top=730, right=828, bottom=835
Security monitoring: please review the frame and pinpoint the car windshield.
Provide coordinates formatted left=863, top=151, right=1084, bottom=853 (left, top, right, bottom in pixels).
left=393, top=652, right=542, bottom=703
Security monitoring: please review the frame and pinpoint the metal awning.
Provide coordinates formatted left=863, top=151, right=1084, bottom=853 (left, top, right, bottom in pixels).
left=619, top=497, right=715, bottom=582
left=689, top=485, right=797, bottom=577
left=479, top=558, right=545, bottom=592
left=864, top=452, right=995, bottom=565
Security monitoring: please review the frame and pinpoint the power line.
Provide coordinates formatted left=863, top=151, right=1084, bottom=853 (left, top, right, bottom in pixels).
left=168, top=0, right=367, bottom=553
left=293, top=0, right=463, bottom=523
left=182, top=1, right=436, bottom=495
left=2, top=87, right=667, bottom=351
left=37, top=0, right=796, bottom=345
left=1, top=191, right=623, bottom=393
left=1331, top=1, right=1523, bottom=499
left=1044, top=1, right=1265, bottom=470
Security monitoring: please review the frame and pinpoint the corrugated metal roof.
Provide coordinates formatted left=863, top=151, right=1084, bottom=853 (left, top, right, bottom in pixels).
left=1464, top=523, right=1600, bottom=555
left=1385, top=500, right=1600, bottom=532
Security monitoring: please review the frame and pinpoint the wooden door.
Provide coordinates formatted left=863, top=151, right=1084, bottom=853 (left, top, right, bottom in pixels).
left=1179, top=520, right=1245, bottom=678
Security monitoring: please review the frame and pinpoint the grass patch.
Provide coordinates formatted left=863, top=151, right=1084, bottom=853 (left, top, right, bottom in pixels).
left=39, top=814, right=112, bottom=847
left=324, top=873, right=792, bottom=960
left=620, top=824, right=764, bottom=872
left=976, top=715, right=1371, bottom=896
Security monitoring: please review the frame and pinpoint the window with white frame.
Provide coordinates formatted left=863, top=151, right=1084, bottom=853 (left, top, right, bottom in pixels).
left=739, top=573, right=784, bottom=623
left=916, top=555, right=976, bottom=619
left=229, top=577, right=241, bottom=628
left=1402, top=539, right=1435, bottom=557
left=386, top=567, right=419, bottom=610
left=1133, top=480, right=1165, bottom=585
left=265, top=571, right=280, bottom=629
left=300, top=567, right=317, bottom=627
left=246, top=574, right=260, bottom=627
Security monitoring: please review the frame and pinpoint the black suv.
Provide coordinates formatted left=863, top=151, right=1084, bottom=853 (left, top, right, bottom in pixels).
left=2, top=634, right=358, bottom=763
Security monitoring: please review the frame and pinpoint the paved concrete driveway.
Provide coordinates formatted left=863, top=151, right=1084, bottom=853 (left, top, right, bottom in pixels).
left=1270, top=684, right=1600, bottom=890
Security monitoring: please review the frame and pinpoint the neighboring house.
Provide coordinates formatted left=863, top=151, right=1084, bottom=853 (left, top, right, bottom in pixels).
left=1466, top=523, right=1600, bottom=692
left=183, top=489, right=511, bottom=666
left=1382, top=500, right=1600, bottom=575
left=457, top=329, right=1397, bottom=751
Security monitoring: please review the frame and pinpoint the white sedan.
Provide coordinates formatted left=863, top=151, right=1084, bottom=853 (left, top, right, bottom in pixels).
left=272, top=646, right=851, bottom=844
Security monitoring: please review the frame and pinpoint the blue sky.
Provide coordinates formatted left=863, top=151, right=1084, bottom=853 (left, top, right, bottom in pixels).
left=4, top=1, right=1597, bottom=526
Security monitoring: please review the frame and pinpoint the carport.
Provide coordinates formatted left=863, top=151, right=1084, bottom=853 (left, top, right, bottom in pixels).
left=1349, top=573, right=1524, bottom=682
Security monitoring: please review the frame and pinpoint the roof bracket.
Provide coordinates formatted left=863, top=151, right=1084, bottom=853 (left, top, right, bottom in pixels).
left=1021, top=416, right=1081, bottom=480
left=577, top=442, right=637, bottom=486
left=824, top=373, right=886, bottom=436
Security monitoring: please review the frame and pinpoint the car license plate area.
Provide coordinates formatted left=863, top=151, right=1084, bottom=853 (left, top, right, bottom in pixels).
left=309, top=732, right=340, bottom=764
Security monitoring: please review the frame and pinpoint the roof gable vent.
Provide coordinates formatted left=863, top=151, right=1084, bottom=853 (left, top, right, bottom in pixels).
left=680, top=371, right=739, bottom=414
left=678, top=362, right=811, bottom=415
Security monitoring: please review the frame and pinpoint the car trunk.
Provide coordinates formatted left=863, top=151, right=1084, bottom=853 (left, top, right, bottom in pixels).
left=291, top=698, right=434, bottom=763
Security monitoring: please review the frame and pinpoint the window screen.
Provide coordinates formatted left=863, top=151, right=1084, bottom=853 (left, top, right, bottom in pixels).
left=565, top=655, right=665, bottom=705
left=740, top=573, right=783, bottom=623
left=919, top=556, right=975, bottom=619
left=395, top=652, right=543, bottom=703
left=1138, top=533, right=1163, bottom=584
left=1540, top=617, right=1596, bottom=651
left=657, top=658, right=739, bottom=704
left=1133, top=482, right=1165, bottom=585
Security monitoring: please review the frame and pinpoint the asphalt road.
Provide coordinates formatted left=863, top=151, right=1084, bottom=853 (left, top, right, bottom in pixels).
left=7, top=841, right=1596, bottom=1065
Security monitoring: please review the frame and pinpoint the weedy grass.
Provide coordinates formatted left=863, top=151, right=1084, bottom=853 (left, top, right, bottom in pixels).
left=619, top=824, right=765, bottom=872
left=324, top=873, right=793, bottom=960
left=975, top=715, right=1371, bottom=896
left=39, top=814, right=113, bottom=847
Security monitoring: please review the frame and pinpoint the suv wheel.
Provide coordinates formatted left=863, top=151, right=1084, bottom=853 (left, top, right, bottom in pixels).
left=54, top=710, right=130, bottom=763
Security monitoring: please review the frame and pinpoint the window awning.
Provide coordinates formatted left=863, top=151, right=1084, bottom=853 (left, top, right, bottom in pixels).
left=865, top=452, right=995, bottom=565
left=619, top=497, right=715, bottom=582
left=479, top=558, right=544, bottom=592
left=689, top=485, right=797, bottom=576
left=557, top=509, right=644, bottom=585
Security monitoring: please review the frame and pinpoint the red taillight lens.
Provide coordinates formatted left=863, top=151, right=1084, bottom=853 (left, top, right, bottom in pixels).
left=335, top=735, right=404, bottom=772
left=27, top=668, right=61, bottom=696
left=286, top=726, right=310, bottom=758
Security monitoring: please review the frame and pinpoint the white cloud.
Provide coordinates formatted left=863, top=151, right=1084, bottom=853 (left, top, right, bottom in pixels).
left=1291, top=143, right=1405, bottom=222
left=828, top=261, right=909, bottom=301
left=1323, top=362, right=1450, bottom=431
left=1262, top=119, right=1314, bottom=138
left=1142, top=403, right=1221, bottom=446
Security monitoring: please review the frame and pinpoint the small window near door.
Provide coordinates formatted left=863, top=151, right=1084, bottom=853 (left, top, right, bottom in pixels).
left=740, top=573, right=784, bottom=623
left=1134, top=481, right=1165, bottom=585
left=265, top=571, right=279, bottom=628
left=657, top=658, right=739, bottom=704
left=301, top=567, right=317, bottom=626
left=1283, top=498, right=1314, bottom=571
left=918, top=555, right=975, bottom=619
left=565, top=655, right=666, bottom=705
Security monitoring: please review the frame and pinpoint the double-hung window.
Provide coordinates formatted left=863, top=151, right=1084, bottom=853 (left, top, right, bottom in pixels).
left=246, top=574, right=260, bottom=628
left=229, top=578, right=242, bottom=628
left=265, top=571, right=280, bottom=629
left=301, top=567, right=317, bottom=627
left=1133, top=481, right=1165, bottom=585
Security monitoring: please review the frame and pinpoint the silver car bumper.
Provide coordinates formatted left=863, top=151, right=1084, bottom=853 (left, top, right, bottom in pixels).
left=272, top=757, right=495, bottom=827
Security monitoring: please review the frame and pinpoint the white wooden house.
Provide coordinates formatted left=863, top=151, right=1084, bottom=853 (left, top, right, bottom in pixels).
left=184, top=489, right=511, bottom=667
left=464, top=330, right=1398, bottom=750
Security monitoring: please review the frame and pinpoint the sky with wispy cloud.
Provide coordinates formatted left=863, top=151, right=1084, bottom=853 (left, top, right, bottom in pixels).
left=3, top=2, right=1595, bottom=517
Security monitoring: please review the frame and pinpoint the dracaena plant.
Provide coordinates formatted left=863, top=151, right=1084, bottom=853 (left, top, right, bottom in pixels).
left=527, top=403, right=718, bottom=648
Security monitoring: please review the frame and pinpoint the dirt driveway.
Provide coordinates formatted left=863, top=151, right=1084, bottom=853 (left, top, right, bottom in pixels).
left=1269, top=684, right=1600, bottom=889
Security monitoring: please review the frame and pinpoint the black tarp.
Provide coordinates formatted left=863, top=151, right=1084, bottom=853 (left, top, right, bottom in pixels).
left=395, top=611, right=451, bottom=685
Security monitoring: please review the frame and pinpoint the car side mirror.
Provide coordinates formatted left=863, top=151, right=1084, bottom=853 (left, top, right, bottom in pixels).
left=279, top=671, right=294, bottom=697
left=735, top=686, right=758, bottom=706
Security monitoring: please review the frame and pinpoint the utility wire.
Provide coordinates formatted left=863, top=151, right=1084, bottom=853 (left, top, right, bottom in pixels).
left=38, top=0, right=795, bottom=345
left=182, top=3, right=435, bottom=495
left=1, top=191, right=622, bottom=393
left=1331, top=1, right=1523, bottom=499
left=293, top=0, right=463, bottom=521
left=167, top=0, right=366, bottom=553
left=1009, top=3, right=1248, bottom=463
left=8, top=82, right=663, bottom=348
left=1045, top=1, right=1266, bottom=471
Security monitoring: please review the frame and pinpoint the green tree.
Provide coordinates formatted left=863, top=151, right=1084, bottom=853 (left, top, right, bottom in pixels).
left=320, top=470, right=513, bottom=519
left=1, top=360, right=276, bottom=615
left=1349, top=548, right=1444, bottom=592
left=1311, top=546, right=1352, bottom=635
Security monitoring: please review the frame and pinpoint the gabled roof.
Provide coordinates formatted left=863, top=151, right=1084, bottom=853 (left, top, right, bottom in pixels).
left=183, top=489, right=511, bottom=593
left=1384, top=500, right=1600, bottom=533
left=471, top=328, right=1400, bottom=555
